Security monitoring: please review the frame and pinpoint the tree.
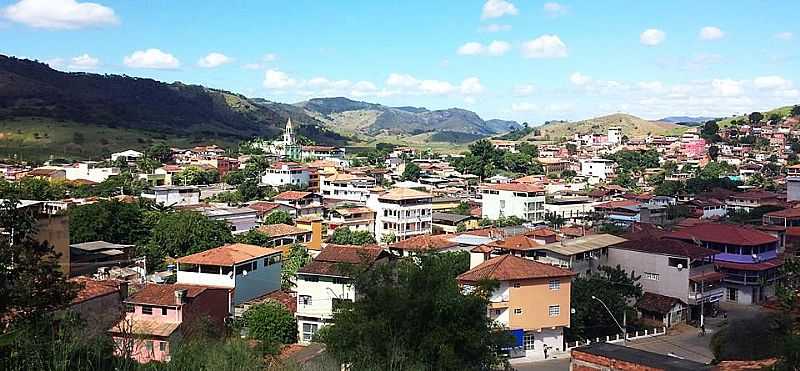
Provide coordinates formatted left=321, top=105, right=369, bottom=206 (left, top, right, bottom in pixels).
left=456, top=222, right=467, bottom=233
left=174, top=166, right=219, bottom=185
left=792, top=105, right=800, bottom=117
left=263, top=210, right=293, bottom=225
left=401, top=162, right=421, bottom=181
left=517, top=142, right=539, bottom=158
left=452, top=201, right=471, bottom=215
left=748, top=111, right=764, bottom=124
left=235, top=230, right=272, bottom=247
left=380, top=233, right=397, bottom=244
left=700, top=120, right=719, bottom=140
left=654, top=180, right=685, bottom=196
left=320, top=253, right=512, bottom=370
left=147, top=211, right=234, bottom=266
left=240, top=302, right=296, bottom=350
left=708, top=145, right=719, bottom=160
left=329, top=228, right=377, bottom=245
left=237, top=179, right=262, bottom=201
left=147, top=142, right=173, bottom=164
left=565, top=143, right=578, bottom=155
left=69, top=200, right=148, bottom=245
left=544, top=212, right=566, bottom=229
left=224, top=170, right=248, bottom=186
left=281, top=244, right=311, bottom=290
left=569, top=266, right=642, bottom=340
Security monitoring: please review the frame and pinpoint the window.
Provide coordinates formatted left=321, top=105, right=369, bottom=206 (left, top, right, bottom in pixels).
left=549, top=279, right=560, bottom=290
left=304, top=275, right=319, bottom=282
left=548, top=305, right=560, bottom=317
left=513, top=282, right=521, bottom=288
left=161, top=307, right=168, bottom=316
left=142, top=306, right=153, bottom=315
left=644, top=272, right=660, bottom=281
left=333, top=277, right=348, bottom=285
left=300, top=295, right=312, bottom=305
left=513, top=308, right=523, bottom=315
left=200, top=265, right=219, bottom=274
left=125, top=303, right=134, bottom=313
left=494, top=309, right=502, bottom=316
left=145, top=341, right=154, bottom=353
left=302, top=323, right=318, bottom=342
left=524, top=333, right=535, bottom=350
left=668, top=258, right=688, bottom=268
left=158, top=341, right=167, bottom=352
left=221, top=265, right=232, bottom=275
left=251, top=260, right=258, bottom=271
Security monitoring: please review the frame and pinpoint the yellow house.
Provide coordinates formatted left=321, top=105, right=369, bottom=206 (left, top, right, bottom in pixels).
left=457, top=255, right=574, bottom=360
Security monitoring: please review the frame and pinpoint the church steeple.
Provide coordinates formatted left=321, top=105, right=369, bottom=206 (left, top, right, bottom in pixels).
left=283, top=117, right=295, bottom=145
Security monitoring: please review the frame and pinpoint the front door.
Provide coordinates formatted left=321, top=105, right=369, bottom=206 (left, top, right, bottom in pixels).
left=727, top=287, right=737, bottom=302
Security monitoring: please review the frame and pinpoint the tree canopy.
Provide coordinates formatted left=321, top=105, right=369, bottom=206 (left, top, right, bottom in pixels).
left=569, top=265, right=642, bottom=340
left=239, top=302, right=297, bottom=351
left=328, top=228, right=377, bottom=246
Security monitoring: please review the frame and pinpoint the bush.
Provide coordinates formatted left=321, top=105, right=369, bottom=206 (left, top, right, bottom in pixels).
left=240, top=302, right=297, bottom=351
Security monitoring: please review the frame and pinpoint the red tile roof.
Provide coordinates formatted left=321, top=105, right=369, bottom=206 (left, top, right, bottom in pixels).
left=486, top=235, right=542, bottom=251
left=457, top=255, right=574, bottom=283
left=258, top=223, right=310, bottom=237
left=388, top=234, right=457, bottom=252
left=729, top=190, right=780, bottom=200
left=177, top=243, right=281, bottom=266
left=248, top=201, right=283, bottom=214
left=482, top=183, right=545, bottom=192
left=763, top=207, right=800, bottom=219
left=298, top=244, right=385, bottom=277
left=611, top=238, right=717, bottom=259
left=126, top=284, right=210, bottom=306
left=595, top=199, right=641, bottom=210
left=715, top=256, right=783, bottom=271
left=70, top=277, right=121, bottom=305
left=274, top=191, right=313, bottom=201
left=665, top=223, right=778, bottom=246
left=636, top=292, right=684, bottom=315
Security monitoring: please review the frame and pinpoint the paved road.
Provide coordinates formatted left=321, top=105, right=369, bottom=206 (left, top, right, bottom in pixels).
left=511, top=358, right=570, bottom=371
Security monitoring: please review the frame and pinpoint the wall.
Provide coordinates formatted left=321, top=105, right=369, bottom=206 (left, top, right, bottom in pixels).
left=481, top=190, right=546, bottom=222
left=233, top=256, right=281, bottom=305
left=507, top=277, right=571, bottom=330
left=177, top=269, right=235, bottom=288
left=36, top=213, right=70, bottom=275
left=571, top=350, right=663, bottom=371
left=607, top=248, right=690, bottom=302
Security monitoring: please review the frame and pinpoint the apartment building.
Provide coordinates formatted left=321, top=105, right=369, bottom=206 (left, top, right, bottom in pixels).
left=320, top=173, right=376, bottom=203
left=295, top=245, right=389, bottom=343
left=326, top=206, right=375, bottom=236
left=480, top=183, right=546, bottom=223
left=273, top=191, right=324, bottom=217
left=457, top=255, right=574, bottom=360
left=141, top=186, right=200, bottom=207
left=367, top=187, right=433, bottom=242
left=261, top=162, right=310, bottom=187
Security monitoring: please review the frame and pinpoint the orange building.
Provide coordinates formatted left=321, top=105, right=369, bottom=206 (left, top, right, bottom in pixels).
left=457, top=254, right=574, bottom=360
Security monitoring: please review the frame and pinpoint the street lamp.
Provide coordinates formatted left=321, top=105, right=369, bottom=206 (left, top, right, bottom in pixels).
left=591, top=295, right=627, bottom=346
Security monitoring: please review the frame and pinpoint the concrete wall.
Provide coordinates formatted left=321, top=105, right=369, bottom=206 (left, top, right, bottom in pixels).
left=607, top=248, right=690, bottom=301
left=507, top=277, right=571, bottom=330
left=233, top=256, right=281, bottom=305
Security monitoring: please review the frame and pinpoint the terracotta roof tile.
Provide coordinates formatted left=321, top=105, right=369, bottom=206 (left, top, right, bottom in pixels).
left=274, top=191, right=313, bottom=201
left=177, top=243, right=282, bottom=266
left=248, top=201, right=282, bottom=213
left=257, top=223, right=310, bottom=237
left=611, top=238, right=717, bottom=259
left=486, top=235, right=542, bottom=251
left=388, top=234, right=457, bottom=252
left=126, top=283, right=211, bottom=306
left=378, top=187, right=432, bottom=201
left=482, top=183, right=545, bottom=192
left=298, top=244, right=385, bottom=277
left=665, top=223, right=778, bottom=246
left=457, top=255, right=574, bottom=283
left=636, top=292, right=684, bottom=315
left=70, top=277, right=121, bottom=305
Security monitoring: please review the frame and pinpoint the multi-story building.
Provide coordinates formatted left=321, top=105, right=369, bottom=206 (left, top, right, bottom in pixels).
left=175, top=243, right=283, bottom=314
left=273, top=191, right=324, bottom=217
left=725, top=190, right=782, bottom=212
left=579, top=159, right=615, bottom=183
left=608, top=237, right=722, bottom=326
left=141, top=186, right=200, bottom=206
left=261, top=162, right=310, bottom=187
left=326, top=206, right=376, bottom=236
left=320, top=173, right=376, bottom=203
left=109, top=283, right=229, bottom=363
left=480, top=183, right=546, bottom=223
left=191, top=204, right=259, bottom=234
left=664, top=224, right=782, bottom=305
left=367, top=187, right=433, bottom=242
left=457, top=255, right=574, bottom=360
left=295, top=245, right=389, bottom=343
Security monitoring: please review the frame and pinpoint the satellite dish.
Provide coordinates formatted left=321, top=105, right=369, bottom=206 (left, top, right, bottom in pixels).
left=242, top=270, right=248, bottom=276
left=677, top=263, right=684, bottom=270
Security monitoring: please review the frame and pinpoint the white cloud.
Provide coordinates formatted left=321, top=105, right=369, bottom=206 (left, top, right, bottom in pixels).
left=637, top=81, right=664, bottom=93
left=480, top=23, right=511, bottom=32
left=711, top=79, right=744, bottom=97
left=640, top=29, right=666, bottom=46
left=351, top=81, right=378, bottom=97
left=753, top=75, right=792, bottom=90
left=263, top=69, right=297, bottom=89
left=569, top=72, right=591, bottom=86
left=44, top=58, right=64, bottom=69
left=2, top=0, right=118, bottom=30
left=699, top=26, right=724, bottom=41
left=418, top=80, right=455, bottom=95
left=123, top=49, right=180, bottom=69
left=262, top=53, right=278, bottom=62
left=487, top=40, right=511, bottom=56
left=514, top=84, right=536, bottom=96
left=307, top=77, right=352, bottom=90
left=386, top=73, right=420, bottom=88
left=68, top=53, right=98, bottom=70
left=457, top=42, right=484, bottom=55
left=521, top=34, right=568, bottom=59
left=197, top=52, right=232, bottom=68
left=242, top=63, right=261, bottom=70
left=458, top=41, right=511, bottom=56
left=775, top=32, right=793, bottom=41
left=543, top=2, right=567, bottom=16
left=511, top=102, right=538, bottom=112
left=481, top=0, right=518, bottom=19
left=460, top=77, right=485, bottom=95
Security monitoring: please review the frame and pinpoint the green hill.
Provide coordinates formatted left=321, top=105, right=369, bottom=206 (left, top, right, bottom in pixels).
left=531, top=113, right=685, bottom=140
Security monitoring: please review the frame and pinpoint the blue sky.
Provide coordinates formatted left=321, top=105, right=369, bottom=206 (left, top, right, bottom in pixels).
left=2, top=0, right=799, bottom=123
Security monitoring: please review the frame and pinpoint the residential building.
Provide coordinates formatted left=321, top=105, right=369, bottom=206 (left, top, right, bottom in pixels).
left=248, top=201, right=294, bottom=222
left=320, top=173, right=376, bottom=203
left=273, top=191, right=324, bottom=217
left=191, top=204, right=259, bottom=234
left=110, top=150, right=144, bottom=163
left=432, top=212, right=480, bottom=233
left=60, top=161, right=120, bottom=183
left=579, top=159, right=615, bottom=183
left=457, top=255, right=574, bottom=360
left=386, top=234, right=464, bottom=256
left=141, top=186, right=200, bottom=206
left=608, top=237, right=722, bottom=325
left=326, top=206, right=375, bottom=236
left=69, top=241, right=136, bottom=277
left=257, top=223, right=313, bottom=249
left=725, top=190, right=782, bottom=212
left=762, top=207, right=800, bottom=227
left=67, top=277, right=127, bottom=336
left=175, top=243, right=283, bottom=313
left=543, top=196, right=597, bottom=224
left=295, top=244, right=390, bottom=343
left=261, top=162, right=310, bottom=187
left=367, top=187, right=433, bottom=242
left=480, top=183, right=546, bottom=222
left=664, top=224, right=782, bottom=305
left=109, top=284, right=229, bottom=363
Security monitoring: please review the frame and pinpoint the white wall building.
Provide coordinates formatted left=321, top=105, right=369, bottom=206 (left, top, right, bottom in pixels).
left=579, top=158, right=615, bottom=183
left=176, top=244, right=283, bottom=315
left=110, top=150, right=144, bottom=163
left=261, top=162, right=310, bottom=187
left=607, top=127, right=622, bottom=144
left=141, top=186, right=200, bottom=206
left=480, top=183, right=546, bottom=223
left=367, top=187, right=433, bottom=242
left=320, top=173, right=376, bottom=203
left=45, top=162, right=120, bottom=183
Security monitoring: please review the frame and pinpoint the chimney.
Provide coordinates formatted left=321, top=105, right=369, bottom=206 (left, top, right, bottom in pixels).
left=174, top=288, right=188, bottom=305
left=308, top=219, right=323, bottom=251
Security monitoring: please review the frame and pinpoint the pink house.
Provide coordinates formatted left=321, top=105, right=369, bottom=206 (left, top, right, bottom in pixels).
left=109, top=283, right=229, bottom=363
left=682, top=139, right=707, bottom=158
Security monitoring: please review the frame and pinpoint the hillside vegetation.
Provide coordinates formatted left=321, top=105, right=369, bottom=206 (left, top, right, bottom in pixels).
left=531, top=113, right=685, bottom=140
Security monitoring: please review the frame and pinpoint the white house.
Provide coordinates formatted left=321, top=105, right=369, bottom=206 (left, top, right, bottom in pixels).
left=295, top=245, right=389, bottom=343
left=320, top=173, right=376, bottom=203
left=193, top=204, right=259, bottom=234
left=176, top=243, right=283, bottom=315
left=110, top=150, right=144, bottom=163
left=607, top=127, right=622, bottom=144
left=44, top=162, right=120, bottom=183
left=141, top=185, right=200, bottom=206
left=261, top=162, right=310, bottom=187
left=367, top=187, right=433, bottom=242
left=480, top=183, right=546, bottom=223
left=579, top=158, right=615, bottom=183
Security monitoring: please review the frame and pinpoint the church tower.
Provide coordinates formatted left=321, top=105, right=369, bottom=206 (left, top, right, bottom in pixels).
left=282, top=117, right=301, bottom=160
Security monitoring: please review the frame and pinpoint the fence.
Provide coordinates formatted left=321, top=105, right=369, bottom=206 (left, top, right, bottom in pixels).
left=565, top=326, right=667, bottom=350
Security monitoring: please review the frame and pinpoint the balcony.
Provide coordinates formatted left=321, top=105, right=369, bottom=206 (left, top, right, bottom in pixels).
left=687, top=287, right=725, bottom=305
left=489, top=301, right=509, bottom=309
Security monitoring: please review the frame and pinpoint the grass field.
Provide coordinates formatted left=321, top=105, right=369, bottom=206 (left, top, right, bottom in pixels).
left=0, top=117, right=235, bottom=162
left=718, top=105, right=795, bottom=127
